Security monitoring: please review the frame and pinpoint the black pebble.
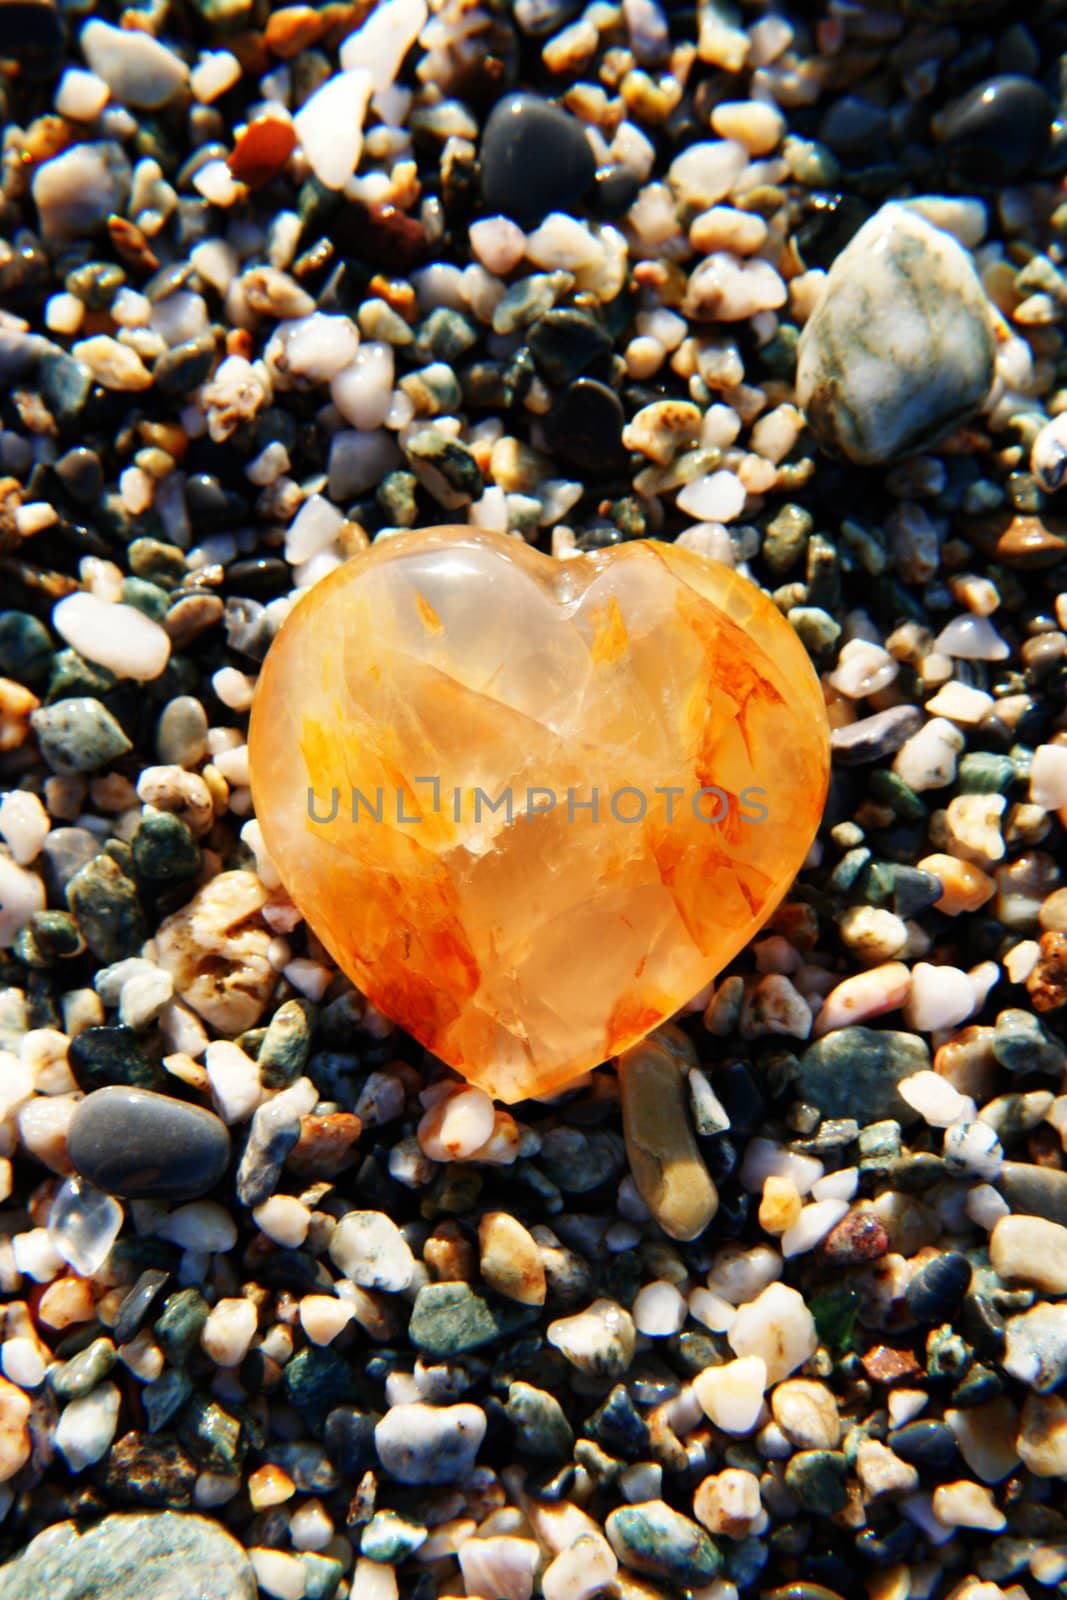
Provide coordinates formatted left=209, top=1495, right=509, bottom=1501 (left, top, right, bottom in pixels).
left=68, top=1027, right=164, bottom=1094
left=888, top=1420, right=961, bottom=1472
left=938, top=74, right=1055, bottom=182
left=905, top=1251, right=972, bottom=1325
left=528, top=308, right=613, bottom=387
left=113, top=1268, right=172, bottom=1347
left=594, top=165, right=642, bottom=217
left=479, top=93, right=596, bottom=228
left=543, top=378, right=626, bottom=472
left=67, top=1085, right=231, bottom=1200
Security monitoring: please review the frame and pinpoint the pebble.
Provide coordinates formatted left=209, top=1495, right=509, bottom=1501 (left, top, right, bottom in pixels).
left=1003, top=1302, right=1067, bottom=1391
left=55, top=1380, right=121, bottom=1472
left=478, top=1212, right=546, bottom=1306
left=692, top=1355, right=766, bottom=1435
left=53, top=593, right=171, bottom=682
left=31, top=697, right=133, bottom=773
left=605, top=1501, right=721, bottom=1588
left=542, top=1534, right=617, bottom=1600
left=32, top=141, right=130, bottom=243
left=155, top=872, right=274, bottom=1034
left=727, top=1282, right=817, bottom=1384
left=1018, top=1392, right=1067, bottom=1476
left=329, top=1210, right=416, bottom=1292
left=200, top=1298, right=257, bottom=1368
left=0, top=855, right=45, bottom=946
left=936, top=74, right=1054, bottom=182
left=798, top=1027, right=928, bottom=1124
left=48, top=1175, right=122, bottom=1275
left=0, top=1376, right=31, bottom=1483
left=0, top=1511, right=256, bottom=1598
left=547, top=1298, right=636, bottom=1379
left=991, top=1214, right=1067, bottom=1294
left=458, top=1537, right=539, bottom=1600
left=80, top=19, right=188, bottom=108
left=236, top=1076, right=317, bottom=1208
left=796, top=203, right=996, bottom=463
left=373, top=1402, right=485, bottom=1485
left=67, top=1086, right=231, bottom=1200
left=479, top=94, right=596, bottom=228
left=617, top=1034, right=718, bottom=1241
left=771, top=1379, right=840, bottom=1449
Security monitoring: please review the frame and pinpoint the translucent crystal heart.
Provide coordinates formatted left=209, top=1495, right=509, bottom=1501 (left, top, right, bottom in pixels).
left=248, top=527, right=830, bottom=1101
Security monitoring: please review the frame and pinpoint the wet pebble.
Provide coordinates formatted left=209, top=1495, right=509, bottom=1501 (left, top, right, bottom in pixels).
left=479, top=94, right=596, bottom=229
left=67, top=1085, right=231, bottom=1200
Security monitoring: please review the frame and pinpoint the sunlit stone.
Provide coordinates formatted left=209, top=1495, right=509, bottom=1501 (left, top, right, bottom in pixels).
left=248, top=527, right=829, bottom=1101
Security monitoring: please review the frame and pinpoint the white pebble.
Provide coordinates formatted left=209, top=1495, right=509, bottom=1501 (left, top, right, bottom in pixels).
left=933, top=615, right=1010, bottom=661
left=205, top=1040, right=263, bottom=1125
left=52, top=593, right=170, bottom=682
left=898, top=1069, right=974, bottom=1127
left=294, top=68, right=374, bottom=191
left=944, top=1120, right=1003, bottom=1180
left=190, top=50, right=241, bottom=103
left=55, top=1381, right=121, bottom=1472
left=727, top=1282, right=816, bottom=1383
left=80, top=18, right=188, bottom=109
left=253, top=1194, right=310, bottom=1248
left=1031, top=744, right=1067, bottom=811
left=331, top=342, right=395, bottom=430
left=418, top=1085, right=495, bottom=1161
left=632, top=1281, right=687, bottom=1337
left=339, top=0, right=428, bottom=92
left=1, top=1338, right=45, bottom=1389
left=250, top=1548, right=308, bottom=1600
left=470, top=216, right=526, bottom=276
left=300, top=1295, right=355, bottom=1346
left=285, top=495, right=344, bottom=565
left=0, top=792, right=49, bottom=865
left=201, top=1297, right=257, bottom=1367
left=55, top=68, right=110, bottom=121
left=669, top=140, right=748, bottom=208
left=676, top=469, right=746, bottom=522
left=893, top=718, right=965, bottom=793
left=330, top=1209, right=416, bottom=1292
left=157, top=1200, right=237, bottom=1254
left=903, top=963, right=976, bottom=1032
left=781, top=1199, right=849, bottom=1258
left=692, top=1356, right=767, bottom=1435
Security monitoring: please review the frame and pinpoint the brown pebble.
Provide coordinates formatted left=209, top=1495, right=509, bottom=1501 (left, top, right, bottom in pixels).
left=368, top=274, right=418, bottom=321
left=228, top=114, right=297, bottom=188
left=1027, top=931, right=1067, bottom=1012
left=226, top=327, right=255, bottom=359
left=995, top=514, right=1067, bottom=568
left=819, top=1206, right=889, bottom=1266
left=163, top=593, right=224, bottom=649
left=335, top=202, right=428, bottom=272
left=108, top=214, right=159, bottom=275
left=287, top=1112, right=362, bottom=1177
left=424, top=1220, right=476, bottom=1282
left=861, top=1345, right=923, bottom=1385
left=264, top=4, right=327, bottom=56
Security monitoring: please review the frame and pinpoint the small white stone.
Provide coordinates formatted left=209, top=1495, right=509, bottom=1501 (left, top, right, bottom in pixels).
left=633, top=1280, right=687, bottom=1336
left=684, top=254, right=787, bottom=320
left=966, top=1183, right=1010, bottom=1230
left=418, top=1085, right=495, bottom=1161
left=80, top=18, right=188, bottom=109
left=525, top=213, right=603, bottom=273
left=740, top=1138, right=822, bottom=1196
left=205, top=1040, right=263, bottom=1125
left=829, top=639, right=898, bottom=700
left=0, top=792, right=49, bottom=866
left=190, top=50, right=241, bottom=103
left=547, top=1298, right=636, bottom=1376
left=331, top=342, right=395, bottom=430
left=781, top=1199, right=849, bottom=1258
left=55, top=68, right=110, bottom=121
left=1031, top=744, right=1067, bottom=811
left=330, top=1210, right=416, bottom=1292
left=0, top=858, right=45, bottom=948
left=933, top=615, right=1010, bottom=661
left=727, top=1281, right=817, bottom=1383
left=898, top=1069, right=974, bottom=1127
left=1, top=1339, right=45, bottom=1390
left=458, top=1536, right=540, bottom=1600
left=903, top=963, right=976, bottom=1031
left=250, top=1548, right=307, bottom=1600
left=710, top=100, right=785, bottom=156
left=893, top=717, right=965, bottom=792
left=193, top=161, right=242, bottom=206
left=339, top=0, right=428, bottom=93
left=52, top=592, right=170, bottom=682
left=943, top=1120, right=1002, bottom=1179
left=201, top=1297, right=257, bottom=1367
left=294, top=68, right=374, bottom=191
left=55, top=1381, right=121, bottom=1473
left=931, top=1480, right=1005, bottom=1532
left=676, top=469, right=746, bottom=523
left=300, top=1294, right=355, bottom=1346
left=374, top=1401, right=486, bottom=1484
left=253, top=1194, right=310, bottom=1248
left=542, top=1532, right=618, bottom=1600
left=285, top=494, right=344, bottom=565
left=157, top=1200, right=237, bottom=1254
left=470, top=216, right=527, bottom=275
left=350, top=1558, right=398, bottom=1600
left=688, top=1288, right=736, bottom=1333
left=925, top=681, right=994, bottom=724
left=669, top=140, right=748, bottom=208
left=706, top=1243, right=781, bottom=1305
left=692, top=1355, right=767, bottom=1435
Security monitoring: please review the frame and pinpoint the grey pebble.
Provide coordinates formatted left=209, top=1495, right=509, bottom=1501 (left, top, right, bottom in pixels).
left=68, top=1086, right=231, bottom=1201
left=831, top=706, right=924, bottom=765
left=0, top=1511, right=255, bottom=1600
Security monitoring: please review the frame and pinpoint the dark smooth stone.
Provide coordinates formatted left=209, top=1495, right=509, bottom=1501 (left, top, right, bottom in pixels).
left=113, top=1268, right=172, bottom=1347
left=594, top=164, right=642, bottom=216
left=543, top=378, right=626, bottom=471
left=795, top=193, right=870, bottom=272
left=888, top=1420, right=961, bottom=1472
left=68, top=1086, right=231, bottom=1200
left=528, top=308, right=613, bottom=386
left=323, top=1407, right=380, bottom=1476
left=68, top=1026, right=164, bottom=1094
left=479, top=92, right=596, bottom=227
left=938, top=74, right=1055, bottom=182
left=905, top=1251, right=972, bottom=1324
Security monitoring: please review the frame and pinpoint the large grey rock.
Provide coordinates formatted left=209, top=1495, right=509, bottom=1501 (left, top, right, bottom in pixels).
left=797, top=1027, right=929, bottom=1125
left=0, top=1512, right=256, bottom=1599
left=68, top=1086, right=231, bottom=1200
left=797, top=202, right=996, bottom=464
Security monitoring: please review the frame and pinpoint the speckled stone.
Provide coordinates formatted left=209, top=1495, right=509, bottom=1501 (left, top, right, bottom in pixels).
left=0, top=1512, right=255, bottom=1600
left=67, top=1086, right=231, bottom=1200
left=797, top=203, right=996, bottom=464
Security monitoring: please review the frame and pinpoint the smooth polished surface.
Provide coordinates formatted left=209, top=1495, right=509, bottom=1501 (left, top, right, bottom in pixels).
left=249, top=528, right=830, bottom=1101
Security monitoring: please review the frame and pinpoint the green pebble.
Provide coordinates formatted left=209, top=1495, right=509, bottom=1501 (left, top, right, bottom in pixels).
left=45, top=649, right=119, bottom=706
left=14, top=911, right=85, bottom=968
left=128, top=537, right=188, bottom=589
left=784, top=1450, right=849, bottom=1514
left=869, top=767, right=927, bottom=820
left=958, top=752, right=1016, bottom=794
left=504, top=1381, right=574, bottom=1463
left=66, top=854, right=146, bottom=963
left=411, top=307, right=478, bottom=365
left=131, top=811, right=200, bottom=883
left=0, top=611, right=53, bottom=685
left=762, top=504, right=812, bottom=577
left=284, top=1346, right=360, bottom=1432
left=829, top=846, right=870, bottom=893
left=799, top=1029, right=928, bottom=1125
left=258, top=999, right=312, bottom=1089
left=357, top=298, right=414, bottom=345
left=120, top=577, right=170, bottom=622
left=992, top=1009, right=1066, bottom=1076
left=360, top=1512, right=426, bottom=1564
left=66, top=260, right=125, bottom=309
left=301, top=1553, right=343, bottom=1600
left=176, top=1395, right=245, bottom=1472
left=32, top=695, right=131, bottom=773
left=40, top=349, right=92, bottom=426
left=375, top=471, right=419, bottom=528
left=408, top=1282, right=538, bottom=1357
left=50, top=1337, right=117, bottom=1402
left=144, top=1368, right=194, bottom=1433
left=787, top=605, right=841, bottom=659
left=68, top=1025, right=163, bottom=1092
left=155, top=1287, right=209, bottom=1365
left=605, top=1502, right=721, bottom=1587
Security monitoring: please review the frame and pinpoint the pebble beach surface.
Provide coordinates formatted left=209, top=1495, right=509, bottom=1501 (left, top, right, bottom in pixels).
left=2, top=3, right=1067, bottom=1600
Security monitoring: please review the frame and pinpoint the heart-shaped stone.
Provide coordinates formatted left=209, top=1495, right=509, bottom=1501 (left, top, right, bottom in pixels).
left=248, top=527, right=829, bottom=1101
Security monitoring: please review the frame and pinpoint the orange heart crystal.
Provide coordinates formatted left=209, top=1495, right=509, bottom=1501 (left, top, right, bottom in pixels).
left=248, top=527, right=830, bottom=1101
